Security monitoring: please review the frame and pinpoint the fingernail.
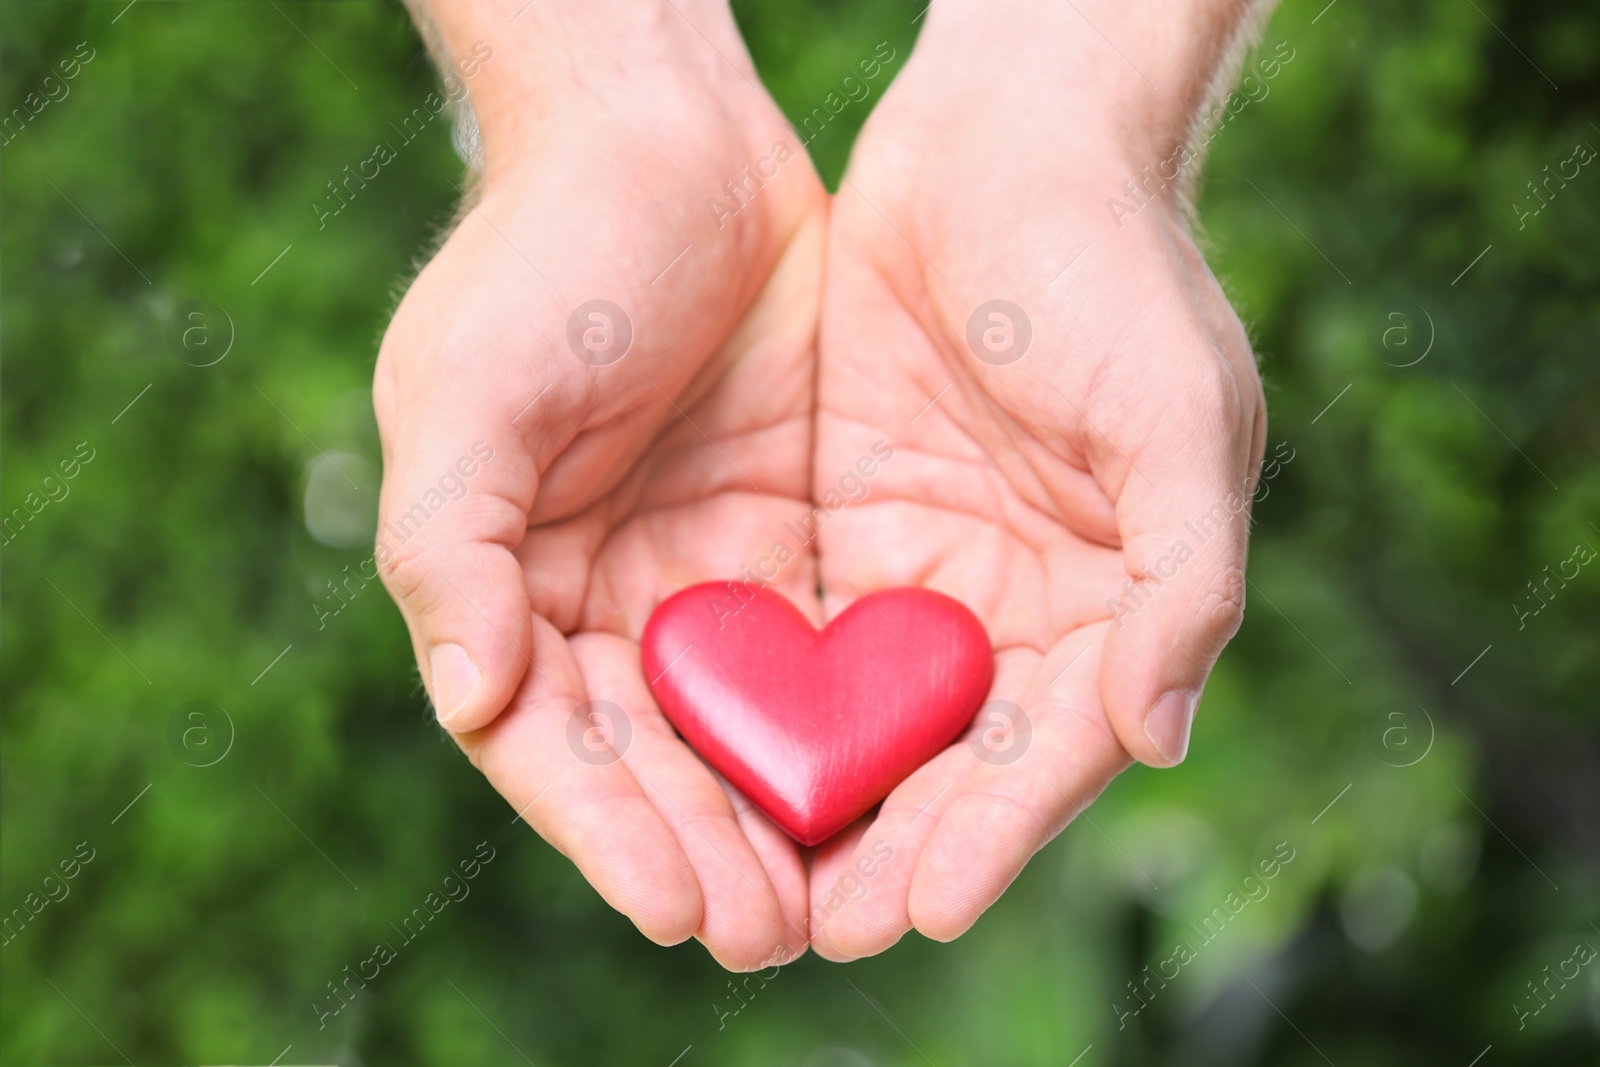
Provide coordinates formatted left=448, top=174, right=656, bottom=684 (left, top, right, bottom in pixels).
left=1142, top=690, right=1198, bottom=766
left=429, top=643, right=479, bottom=727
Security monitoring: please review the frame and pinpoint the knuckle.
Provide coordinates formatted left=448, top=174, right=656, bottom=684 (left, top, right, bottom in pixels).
left=1192, top=562, right=1248, bottom=643
left=1188, top=361, right=1244, bottom=426
left=1040, top=697, right=1122, bottom=754
left=376, top=538, right=436, bottom=608
left=950, top=787, right=1053, bottom=845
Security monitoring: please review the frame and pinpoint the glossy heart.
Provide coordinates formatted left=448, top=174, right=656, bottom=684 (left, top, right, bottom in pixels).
left=641, top=582, right=994, bottom=846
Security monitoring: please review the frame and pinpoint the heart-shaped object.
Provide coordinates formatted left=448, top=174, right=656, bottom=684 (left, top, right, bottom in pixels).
left=641, top=582, right=993, bottom=846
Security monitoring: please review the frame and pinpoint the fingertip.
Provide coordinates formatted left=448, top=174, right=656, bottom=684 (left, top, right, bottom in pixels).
left=1139, top=688, right=1198, bottom=767
left=630, top=877, right=704, bottom=948
left=639, top=921, right=696, bottom=948
left=1100, top=657, right=1206, bottom=769
left=386, top=541, right=534, bottom=735
left=426, top=624, right=532, bottom=734
left=760, top=938, right=812, bottom=971
left=815, top=919, right=905, bottom=961
left=906, top=873, right=983, bottom=945
left=1098, top=558, right=1238, bottom=768
left=558, top=819, right=702, bottom=948
left=906, top=837, right=984, bottom=942
left=810, top=874, right=911, bottom=961
left=909, top=913, right=971, bottom=944
left=696, top=902, right=792, bottom=974
left=903, top=790, right=1042, bottom=945
left=557, top=788, right=705, bottom=950
left=619, top=827, right=705, bottom=948
left=701, top=932, right=804, bottom=974
left=807, top=934, right=859, bottom=964
left=428, top=642, right=481, bottom=729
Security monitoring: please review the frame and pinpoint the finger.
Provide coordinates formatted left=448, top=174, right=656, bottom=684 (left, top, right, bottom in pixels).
left=807, top=745, right=971, bottom=961
left=567, top=632, right=805, bottom=972
left=803, top=833, right=859, bottom=962
left=810, top=646, right=1036, bottom=957
left=803, top=814, right=870, bottom=960
left=374, top=389, right=538, bottom=733
left=908, top=628, right=1130, bottom=942
left=460, top=615, right=703, bottom=947
left=723, top=778, right=813, bottom=966
left=1095, top=336, right=1260, bottom=767
left=518, top=486, right=825, bottom=638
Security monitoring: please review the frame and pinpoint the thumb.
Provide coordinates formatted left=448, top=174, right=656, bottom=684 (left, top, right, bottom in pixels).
left=1098, top=370, right=1260, bottom=768
left=376, top=426, right=535, bottom=734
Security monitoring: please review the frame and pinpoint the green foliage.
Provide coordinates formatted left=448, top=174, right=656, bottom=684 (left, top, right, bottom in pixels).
left=3, top=0, right=1596, bottom=1064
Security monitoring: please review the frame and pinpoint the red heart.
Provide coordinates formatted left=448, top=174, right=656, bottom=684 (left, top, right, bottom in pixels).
left=641, top=582, right=994, bottom=846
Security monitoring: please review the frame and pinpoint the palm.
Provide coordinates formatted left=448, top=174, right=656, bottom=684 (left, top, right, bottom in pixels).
left=482, top=231, right=827, bottom=970
left=376, top=63, right=827, bottom=968
left=807, top=69, right=1264, bottom=956
left=380, top=6, right=1265, bottom=965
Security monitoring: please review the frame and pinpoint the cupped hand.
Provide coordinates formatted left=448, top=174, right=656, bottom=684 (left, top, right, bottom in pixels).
left=373, top=5, right=827, bottom=970
left=806, top=2, right=1268, bottom=959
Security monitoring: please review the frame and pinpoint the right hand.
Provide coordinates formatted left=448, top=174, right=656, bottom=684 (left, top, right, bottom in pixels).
left=372, top=3, right=826, bottom=970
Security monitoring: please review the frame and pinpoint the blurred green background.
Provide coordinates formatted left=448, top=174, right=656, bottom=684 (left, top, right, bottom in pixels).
left=3, top=0, right=1598, bottom=1063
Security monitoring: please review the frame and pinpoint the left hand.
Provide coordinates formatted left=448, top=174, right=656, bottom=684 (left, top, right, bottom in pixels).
left=804, top=0, right=1268, bottom=958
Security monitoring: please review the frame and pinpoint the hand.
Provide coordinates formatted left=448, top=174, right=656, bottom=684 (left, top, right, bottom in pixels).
left=374, top=1, right=827, bottom=970
left=806, top=0, right=1268, bottom=958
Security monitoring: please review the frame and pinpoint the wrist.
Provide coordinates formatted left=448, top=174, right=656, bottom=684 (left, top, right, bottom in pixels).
left=916, top=0, right=1274, bottom=166
left=407, top=0, right=749, bottom=178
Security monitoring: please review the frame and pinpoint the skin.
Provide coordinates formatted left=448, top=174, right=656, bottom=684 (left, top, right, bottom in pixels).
left=374, top=0, right=827, bottom=969
left=806, top=2, right=1268, bottom=959
left=377, top=0, right=1267, bottom=969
